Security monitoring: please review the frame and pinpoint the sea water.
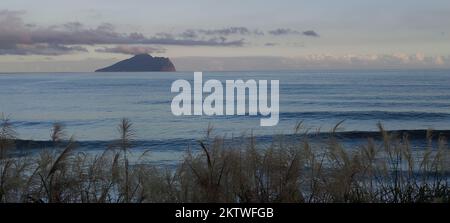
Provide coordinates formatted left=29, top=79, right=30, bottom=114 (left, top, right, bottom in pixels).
left=1, top=70, right=450, bottom=163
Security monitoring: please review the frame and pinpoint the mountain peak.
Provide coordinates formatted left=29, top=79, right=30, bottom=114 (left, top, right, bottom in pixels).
left=95, top=54, right=176, bottom=72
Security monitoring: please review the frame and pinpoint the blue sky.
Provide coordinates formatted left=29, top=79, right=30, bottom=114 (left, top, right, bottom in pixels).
left=0, top=0, right=449, bottom=71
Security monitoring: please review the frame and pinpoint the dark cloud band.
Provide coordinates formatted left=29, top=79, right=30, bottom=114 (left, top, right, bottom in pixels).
left=0, top=10, right=319, bottom=56
left=0, top=10, right=246, bottom=55
left=269, top=28, right=320, bottom=37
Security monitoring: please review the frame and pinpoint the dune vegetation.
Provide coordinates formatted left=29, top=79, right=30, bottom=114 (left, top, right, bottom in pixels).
left=0, top=115, right=448, bottom=203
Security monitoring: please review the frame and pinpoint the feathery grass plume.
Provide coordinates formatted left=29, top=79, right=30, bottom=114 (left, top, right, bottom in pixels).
left=51, top=123, right=66, bottom=147
left=116, top=118, right=134, bottom=203
left=41, top=137, right=77, bottom=202
left=0, top=114, right=17, bottom=160
left=0, top=117, right=448, bottom=203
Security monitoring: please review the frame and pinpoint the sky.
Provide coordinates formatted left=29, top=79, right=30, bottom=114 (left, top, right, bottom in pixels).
left=0, top=0, right=449, bottom=71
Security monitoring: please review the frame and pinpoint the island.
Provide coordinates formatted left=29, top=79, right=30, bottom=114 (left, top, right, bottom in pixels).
left=95, top=54, right=176, bottom=72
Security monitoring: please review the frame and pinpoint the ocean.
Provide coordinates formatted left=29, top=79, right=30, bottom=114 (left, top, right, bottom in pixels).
left=1, top=70, right=450, bottom=163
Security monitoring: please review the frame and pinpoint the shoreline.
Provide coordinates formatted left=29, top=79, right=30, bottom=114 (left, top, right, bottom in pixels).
left=13, top=129, right=450, bottom=146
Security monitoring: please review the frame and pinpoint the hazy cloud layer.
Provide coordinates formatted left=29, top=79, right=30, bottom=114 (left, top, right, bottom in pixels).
left=295, top=53, right=448, bottom=68
left=95, top=45, right=166, bottom=55
left=0, top=43, right=87, bottom=55
left=0, top=53, right=447, bottom=72
left=173, top=53, right=449, bottom=71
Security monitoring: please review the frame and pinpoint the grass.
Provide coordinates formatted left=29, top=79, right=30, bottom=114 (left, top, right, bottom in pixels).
left=0, top=117, right=448, bottom=203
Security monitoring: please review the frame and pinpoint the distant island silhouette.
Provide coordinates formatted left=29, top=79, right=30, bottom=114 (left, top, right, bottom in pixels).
left=95, top=54, right=176, bottom=72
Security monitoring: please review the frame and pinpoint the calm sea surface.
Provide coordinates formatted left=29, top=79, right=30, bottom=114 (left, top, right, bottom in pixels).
left=1, top=70, right=450, bottom=141
left=1, top=70, right=450, bottom=163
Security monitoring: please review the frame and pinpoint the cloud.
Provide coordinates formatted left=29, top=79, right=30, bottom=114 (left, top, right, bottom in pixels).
left=268, top=28, right=300, bottom=35
left=0, top=11, right=89, bottom=55
left=434, top=56, right=445, bottom=65
left=0, top=10, right=245, bottom=55
left=264, top=42, right=278, bottom=46
left=195, top=27, right=264, bottom=36
left=95, top=45, right=166, bottom=55
left=140, top=36, right=245, bottom=46
left=175, top=27, right=264, bottom=39
left=302, top=30, right=319, bottom=37
left=268, top=28, right=320, bottom=37
left=153, top=26, right=265, bottom=46
left=27, top=23, right=245, bottom=46
left=0, top=10, right=322, bottom=56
